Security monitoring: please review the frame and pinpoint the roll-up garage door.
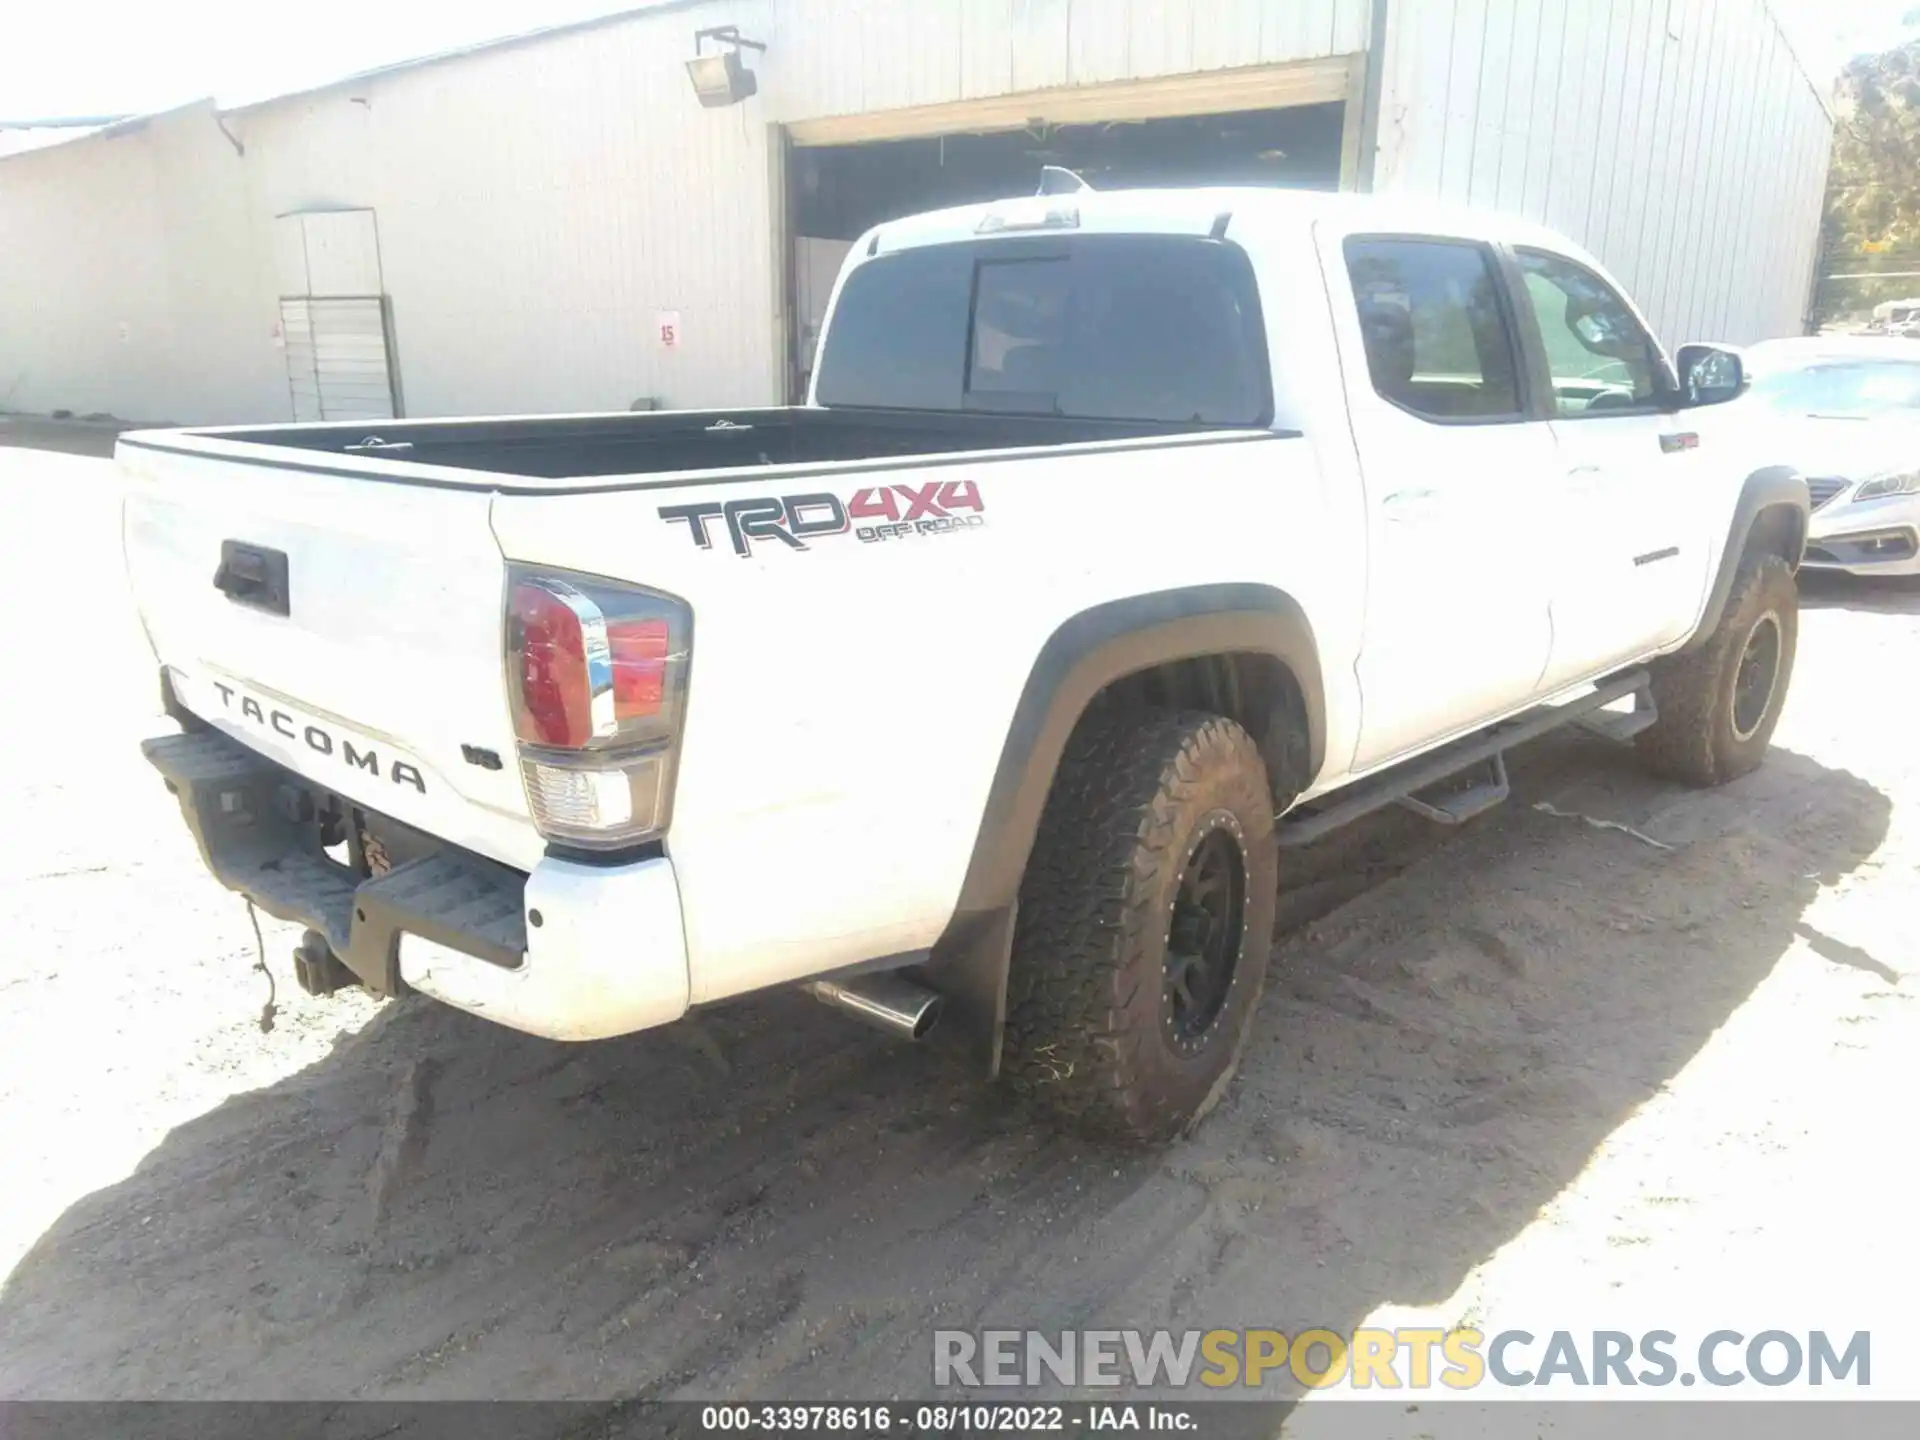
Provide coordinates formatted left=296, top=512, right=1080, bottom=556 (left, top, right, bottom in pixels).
left=280, top=296, right=399, bottom=422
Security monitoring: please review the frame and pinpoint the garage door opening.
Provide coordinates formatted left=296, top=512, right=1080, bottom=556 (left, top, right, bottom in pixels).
left=785, top=102, right=1345, bottom=398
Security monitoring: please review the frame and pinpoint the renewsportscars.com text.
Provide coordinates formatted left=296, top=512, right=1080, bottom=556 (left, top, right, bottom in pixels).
left=933, top=1327, right=1871, bottom=1390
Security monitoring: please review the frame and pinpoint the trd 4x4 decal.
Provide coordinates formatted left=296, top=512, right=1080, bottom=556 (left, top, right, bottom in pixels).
left=660, top=480, right=985, bottom=557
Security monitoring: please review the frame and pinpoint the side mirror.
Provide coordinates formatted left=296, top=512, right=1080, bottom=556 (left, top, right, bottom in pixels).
left=1675, top=343, right=1747, bottom=408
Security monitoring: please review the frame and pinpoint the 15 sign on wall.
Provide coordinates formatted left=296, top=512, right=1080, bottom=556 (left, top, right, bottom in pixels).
left=657, top=310, right=682, bottom=348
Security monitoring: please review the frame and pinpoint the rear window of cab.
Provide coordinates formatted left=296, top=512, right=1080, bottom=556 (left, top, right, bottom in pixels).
left=815, top=234, right=1274, bottom=427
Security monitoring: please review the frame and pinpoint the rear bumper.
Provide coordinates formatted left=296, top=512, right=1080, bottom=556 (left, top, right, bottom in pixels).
left=144, top=729, right=690, bottom=1041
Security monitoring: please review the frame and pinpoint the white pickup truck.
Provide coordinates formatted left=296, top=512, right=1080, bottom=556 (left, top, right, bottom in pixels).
left=122, top=186, right=1807, bottom=1143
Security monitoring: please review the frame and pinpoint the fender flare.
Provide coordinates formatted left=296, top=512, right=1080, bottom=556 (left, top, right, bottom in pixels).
left=917, top=583, right=1324, bottom=1076
left=1679, top=466, right=1809, bottom=654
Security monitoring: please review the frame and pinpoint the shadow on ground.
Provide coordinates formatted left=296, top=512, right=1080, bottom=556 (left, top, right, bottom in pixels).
left=0, top=417, right=136, bottom=459
left=0, top=733, right=1891, bottom=1411
left=1798, top=568, right=1920, bottom=616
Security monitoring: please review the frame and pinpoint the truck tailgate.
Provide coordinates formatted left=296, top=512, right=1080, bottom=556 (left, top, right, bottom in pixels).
left=120, top=443, right=541, bottom=872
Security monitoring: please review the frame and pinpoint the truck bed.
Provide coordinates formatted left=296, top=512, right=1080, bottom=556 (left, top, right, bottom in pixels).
left=136, top=406, right=1210, bottom=482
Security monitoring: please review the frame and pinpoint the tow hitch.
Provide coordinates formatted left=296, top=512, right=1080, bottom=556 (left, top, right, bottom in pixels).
left=293, top=928, right=357, bottom=997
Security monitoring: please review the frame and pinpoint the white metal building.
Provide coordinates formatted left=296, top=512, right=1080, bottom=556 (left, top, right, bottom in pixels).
left=0, top=0, right=1833, bottom=425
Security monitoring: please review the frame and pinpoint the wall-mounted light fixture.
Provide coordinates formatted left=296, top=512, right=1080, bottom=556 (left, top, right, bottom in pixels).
left=686, top=26, right=766, bottom=108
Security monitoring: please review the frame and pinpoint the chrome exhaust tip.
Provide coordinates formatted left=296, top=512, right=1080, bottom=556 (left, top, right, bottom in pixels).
left=804, top=973, right=944, bottom=1041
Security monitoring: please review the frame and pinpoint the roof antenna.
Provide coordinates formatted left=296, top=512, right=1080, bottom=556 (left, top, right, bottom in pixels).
left=1037, top=165, right=1092, bottom=196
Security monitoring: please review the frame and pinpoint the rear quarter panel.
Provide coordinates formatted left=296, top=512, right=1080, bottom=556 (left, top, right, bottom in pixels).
left=492, top=439, right=1363, bottom=1003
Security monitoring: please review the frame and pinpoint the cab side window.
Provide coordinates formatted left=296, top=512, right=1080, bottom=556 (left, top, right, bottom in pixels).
left=1516, top=249, right=1663, bottom=416
left=1344, top=238, right=1523, bottom=423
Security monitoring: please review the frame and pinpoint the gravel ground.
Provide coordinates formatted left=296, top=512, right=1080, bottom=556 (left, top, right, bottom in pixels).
left=0, top=443, right=1913, bottom=1418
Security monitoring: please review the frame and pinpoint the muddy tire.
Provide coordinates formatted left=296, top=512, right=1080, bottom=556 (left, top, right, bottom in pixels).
left=1636, top=552, right=1798, bottom=787
left=1002, top=711, right=1279, bottom=1145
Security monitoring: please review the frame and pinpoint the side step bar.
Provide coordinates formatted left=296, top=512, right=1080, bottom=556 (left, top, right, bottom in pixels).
left=1277, top=670, right=1652, bottom=849
left=1397, top=752, right=1509, bottom=827
left=1577, top=696, right=1660, bottom=743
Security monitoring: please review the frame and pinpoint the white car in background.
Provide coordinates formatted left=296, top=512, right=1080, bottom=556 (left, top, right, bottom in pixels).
left=1743, top=336, right=1920, bottom=576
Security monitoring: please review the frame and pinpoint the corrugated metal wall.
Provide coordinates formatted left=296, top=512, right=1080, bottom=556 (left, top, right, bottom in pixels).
left=232, top=0, right=1368, bottom=421
left=0, top=103, right=286, bottom=423
left=1374, top=0, right=1832, bottom=345
left=768, top=0, right=1371, bottom=118
left=233, top=0, right=782, bottom=420
left=0, top=0, right=1831, bottom=424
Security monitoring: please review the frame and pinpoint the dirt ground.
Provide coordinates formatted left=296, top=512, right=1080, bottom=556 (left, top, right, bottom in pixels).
left=0, top=441, right=1914, bottom=1419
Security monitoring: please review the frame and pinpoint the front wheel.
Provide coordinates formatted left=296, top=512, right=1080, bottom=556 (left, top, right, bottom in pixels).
left=1636, top=552, right=1798, bottom=786
left=1002, top=711, right=1279, bottom=1144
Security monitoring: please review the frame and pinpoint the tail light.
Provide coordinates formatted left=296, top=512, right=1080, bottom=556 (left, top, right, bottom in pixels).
left=505, top=566, right=692, bottom=850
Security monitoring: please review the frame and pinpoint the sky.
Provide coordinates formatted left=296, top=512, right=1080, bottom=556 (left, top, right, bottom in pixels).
left=0, top=1, right=654, bottom=119
left=1782, top=0, right=1920, bottom=73
left=1, top=0, right=1916, bottom=123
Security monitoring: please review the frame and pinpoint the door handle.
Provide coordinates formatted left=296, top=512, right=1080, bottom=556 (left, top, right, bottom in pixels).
left=213, top=540, right=291, bottom=617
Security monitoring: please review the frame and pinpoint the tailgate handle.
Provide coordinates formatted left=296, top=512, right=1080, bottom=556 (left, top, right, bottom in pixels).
left=213, top=541, right=290, bottom=617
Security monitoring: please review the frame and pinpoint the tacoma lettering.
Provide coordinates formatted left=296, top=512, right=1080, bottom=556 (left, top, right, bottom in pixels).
left=209, top=682, right=426, bottom=794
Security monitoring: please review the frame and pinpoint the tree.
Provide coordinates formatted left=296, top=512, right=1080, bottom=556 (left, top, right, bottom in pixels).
left=1815, top=37, right=1920, bottom=324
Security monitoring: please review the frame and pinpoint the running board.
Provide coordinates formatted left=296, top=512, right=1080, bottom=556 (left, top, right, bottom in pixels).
left=1577, top=683, right=1659, bottom=743
left=1276, top=669, right=1651, bottom=849
left=1397, top=753, right=1509, bottom=826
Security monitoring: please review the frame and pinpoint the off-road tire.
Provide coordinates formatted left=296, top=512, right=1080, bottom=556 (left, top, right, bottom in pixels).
left=1002, top=711, right=1279, bottom=1144
left=1635, top=552, right=1798, bottom=786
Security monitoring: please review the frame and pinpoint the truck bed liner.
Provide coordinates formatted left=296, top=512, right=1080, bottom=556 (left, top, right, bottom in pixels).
left=132, top=406, right=1222, bottom=481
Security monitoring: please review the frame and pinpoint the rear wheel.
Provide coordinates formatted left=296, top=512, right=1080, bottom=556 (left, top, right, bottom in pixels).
left=1003, top=711, right=1278, bottom=1144
left=1636, top=552, right=1798, bottom=786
